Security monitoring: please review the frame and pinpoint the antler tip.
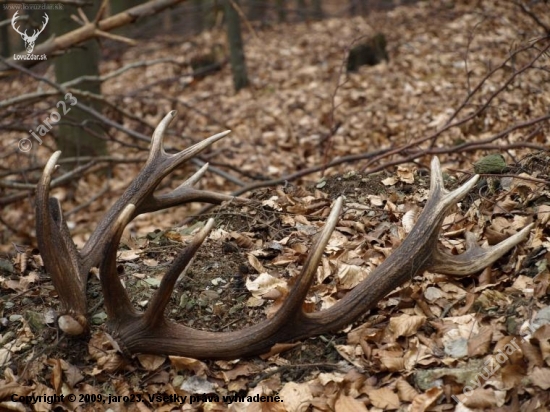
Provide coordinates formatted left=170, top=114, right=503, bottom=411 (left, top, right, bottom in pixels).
left=40, top=151, right=62, bottom=182
left=333, top=196, right=344, bottom=210
left=202, top=130, right=232, bottom=144
left=205, top=218, right=215, bottom=231
left=518, top=222, right=535, bottom=239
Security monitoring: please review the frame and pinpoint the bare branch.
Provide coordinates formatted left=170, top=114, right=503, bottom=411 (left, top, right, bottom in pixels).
left=0, top=0, right=189, bottom=71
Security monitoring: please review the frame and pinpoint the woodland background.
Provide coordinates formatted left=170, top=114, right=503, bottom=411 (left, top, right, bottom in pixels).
left=0, top=0, right=550, bottom=411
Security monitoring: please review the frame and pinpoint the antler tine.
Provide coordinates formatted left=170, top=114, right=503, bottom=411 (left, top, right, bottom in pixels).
left=36, top=151, right=88, bottom=335
left=184, top=162, right=210, bottom=185
left=144, top=219, right=215, bottom=327
left=99, top=204, right=137, bottom=323
left=431, top=224, right=533, bottom=276
left=138, top=162, right=248, bottom=215
left=137, top=188, right=243, bottom=216
left=146, top=111, right=231, bottom=173
left=427, top=157, right=479, bottom=216
left=37, top=151, right=61, bottom=198
left=270, top=197, right=343, bottom=318
left=147, top=111, right=177, bottom=162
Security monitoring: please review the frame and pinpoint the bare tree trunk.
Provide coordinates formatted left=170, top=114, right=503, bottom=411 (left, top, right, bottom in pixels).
left=224, top=0, right=249, bottom=91
left=111, top=0, right=151, bottom=34
left=311, top=0, right=324, bottom=20
left=51, top=3, right=106, bottom=157
left=349, top=0, right=368, bottom=16
left=247, top=0, right=267, bottom=22
left=276, top=0, right=287, bottom=22
left=192, top=0, right=205, bottom=33
left=0, top=7, right=10, bottom=57
left=296, top=0, right=307, bottom=21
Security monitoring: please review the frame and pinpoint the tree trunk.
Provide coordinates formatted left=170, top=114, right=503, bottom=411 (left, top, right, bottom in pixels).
left=110, top=0, right=136, bottom=14
left=311, top=0, right=324, bottom=20
left=192, top=0, right=205, bottom=33
left=224, top=0, right=249, bottom=91
left=276, top=0, right=287, bottom=22
left=51, top=3, right=106, bottom=157
left=349, top=0, right=368, bottom=16
left=248, top=0, right=266, bottom=22
left=110, top=0, right=148, bottom=34
left=0, top=7, right=10, bottom=57
left=296, top=0, right=307, bottom=21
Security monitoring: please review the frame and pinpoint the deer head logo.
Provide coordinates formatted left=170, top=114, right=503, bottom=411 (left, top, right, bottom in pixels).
left=11, top=11, right=49, bottom=54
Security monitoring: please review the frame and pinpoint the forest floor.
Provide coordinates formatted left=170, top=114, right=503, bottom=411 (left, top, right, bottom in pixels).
left=1, top=0, right=550, bottom=411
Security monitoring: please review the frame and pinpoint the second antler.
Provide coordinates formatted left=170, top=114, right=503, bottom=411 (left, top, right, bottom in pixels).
left=37, top=112, right=533, bottom=359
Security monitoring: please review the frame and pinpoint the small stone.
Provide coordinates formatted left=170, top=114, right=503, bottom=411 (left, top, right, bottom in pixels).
left=9, top=314, right=23, bottom=322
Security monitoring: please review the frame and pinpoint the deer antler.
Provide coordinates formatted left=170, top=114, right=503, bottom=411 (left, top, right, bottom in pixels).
left=36, top=111, right=246, bottom=335
left=37, top=112, right=532, bottom=358
left=91, top=150, right=532, bottom=359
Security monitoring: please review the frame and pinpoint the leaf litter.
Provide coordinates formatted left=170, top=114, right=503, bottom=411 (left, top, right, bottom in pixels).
left=1, top=0, right=550, bottom=410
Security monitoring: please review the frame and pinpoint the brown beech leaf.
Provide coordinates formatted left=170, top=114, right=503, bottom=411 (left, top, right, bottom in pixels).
left=137, top=354, right=166, bottom=371
left=169, top=356, right=209, bottom=376
left=366, top=386, right=399, bottom=409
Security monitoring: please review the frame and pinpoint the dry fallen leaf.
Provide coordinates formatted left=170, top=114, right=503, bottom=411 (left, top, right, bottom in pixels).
left=410, top=387, right=443, bottom=412
left=366, top=386, right=400, bottom=410
left=388, top=314, right=426, bottom=340
left=245, top=272, right=287, bottom=298
left=278, top=381, right=313, bottom=412
left=396, top=378, right=418, bottom=402
left=334, top=393, right=368, bottom=411
left=137, top=354, right=166, bottom=371
left=529, top=367, right=550, bottom=390
left=169, top=356, right=209, bottom=376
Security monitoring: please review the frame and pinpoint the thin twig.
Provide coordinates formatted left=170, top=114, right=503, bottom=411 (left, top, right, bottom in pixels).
left=360, top=39, right=550, bottom=172
left=66, top=183, right=110, bottom=216
left=515, top=1, right=550, bottom=35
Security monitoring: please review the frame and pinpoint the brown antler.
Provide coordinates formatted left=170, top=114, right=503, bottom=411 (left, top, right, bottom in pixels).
left=36, top=111, right=245, bottom=335
left=93, top=151, right=532, bottom=359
